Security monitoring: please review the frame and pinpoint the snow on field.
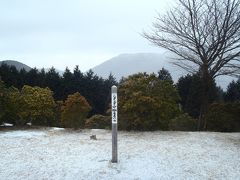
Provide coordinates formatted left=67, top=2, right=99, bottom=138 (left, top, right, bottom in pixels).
left=0, top=129, right=239, bottom=180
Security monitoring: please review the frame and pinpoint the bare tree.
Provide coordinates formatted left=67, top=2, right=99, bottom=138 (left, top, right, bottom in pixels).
left=143, top=0, right=240, bottom=130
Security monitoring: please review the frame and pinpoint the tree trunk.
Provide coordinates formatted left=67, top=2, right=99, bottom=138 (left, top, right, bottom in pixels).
left=198, top=90, right=209, bottom=130
left=197, top=68, right=211, bottom=131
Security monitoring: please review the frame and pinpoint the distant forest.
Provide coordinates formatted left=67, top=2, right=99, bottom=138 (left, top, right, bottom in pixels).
left=0, top=63, right=240, bottom=131
left=0, top=64, right=240, bottom=115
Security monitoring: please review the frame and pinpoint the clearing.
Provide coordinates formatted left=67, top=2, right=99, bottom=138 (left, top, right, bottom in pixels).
left=0, top=128, right=239, bottom=180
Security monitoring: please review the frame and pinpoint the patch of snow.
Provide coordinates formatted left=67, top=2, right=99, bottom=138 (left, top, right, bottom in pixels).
left=0, top=123, right=13, bottom=127
left=90, top=129, right=110, bottom=133
left=26, top=122, right=32, bottom=126
left=50, top=127, right=65, bottom=131
left=1, top=130, right=46, bottom=138
left=0, top=130, right=239, bottom=180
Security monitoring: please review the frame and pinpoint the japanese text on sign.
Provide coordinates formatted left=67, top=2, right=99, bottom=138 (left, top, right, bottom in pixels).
left=112, top=93, right=117, bottom=123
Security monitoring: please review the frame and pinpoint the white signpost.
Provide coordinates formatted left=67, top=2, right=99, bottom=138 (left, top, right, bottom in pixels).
left=111, top=85, right=118, bottom=163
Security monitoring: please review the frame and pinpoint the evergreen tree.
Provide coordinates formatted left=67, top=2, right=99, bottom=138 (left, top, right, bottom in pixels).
left=0, top=64, right=20, bottom=88
left=73, top=65, right=84, bottom=80
left=45, top=67, right=62, bottom=100
left=158, top=68, right=173, bottom=84
left=177, top=74, right=223, bottom=118
left=25, top=68, right=39, bottom=86
left=82, top=70, right=103, bottom=115
left=62, top=67, right=74, bottom=100
left=225, top=79, right=240, bottom=102
left=38, top=68, right=46, bottom=87
left=73, top=65, right=84, bottom=93
left=18, top=68, right=27, bottom=88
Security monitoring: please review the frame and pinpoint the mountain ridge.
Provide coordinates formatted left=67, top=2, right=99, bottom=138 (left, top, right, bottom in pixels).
left=90, top=53, right=236, bottom=90
left=91, top=52, right=184, bottom=81
left=0, top=60, right=32, bottom=71
left=0, top=60, right=63, bottom=75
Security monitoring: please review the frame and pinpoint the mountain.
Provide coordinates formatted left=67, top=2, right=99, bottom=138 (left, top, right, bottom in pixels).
left=0, top=60, right=64, bottom=75
left=0, top=60, right=31, bottom=71
left=91, top=53, right=185, bottom=81
left=91, top=53, right=236, bottom=90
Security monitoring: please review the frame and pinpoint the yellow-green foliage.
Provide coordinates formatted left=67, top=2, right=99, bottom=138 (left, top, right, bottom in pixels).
left=61, top=92, right=91, bottom=129
left=119, top=73, right=180, bottom=130
left=19, top=85, right=56, bottom=126
left=85, top=114, right=111, bottom=129
left=205, top=102, right=240, bottom=132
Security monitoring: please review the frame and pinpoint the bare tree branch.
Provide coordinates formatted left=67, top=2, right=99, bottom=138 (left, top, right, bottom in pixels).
left=143, top=0, right=240, bottom=130
left=143, top=0, right=240, bottom=79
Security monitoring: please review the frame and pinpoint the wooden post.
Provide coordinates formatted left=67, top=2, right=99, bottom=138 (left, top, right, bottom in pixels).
left=111, top=85, right=118, bottom=163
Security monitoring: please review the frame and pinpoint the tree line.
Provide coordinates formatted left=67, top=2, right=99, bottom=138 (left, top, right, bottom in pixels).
left=118, top=70, right=240, bottom=131
left=0, top=63, right=240, bottom=131
left=0, top=63, right=117, bottom=115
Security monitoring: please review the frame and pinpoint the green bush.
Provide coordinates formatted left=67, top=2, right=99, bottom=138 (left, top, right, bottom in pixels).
left=118, top=73, right=181, bottom=131
left=19, top=86, right=56, bottom=126
left=85, top=115, right=111, bottom=129
left=205, top=103, right=240, bottom=132
left=169, top=113, right=197, bottom=131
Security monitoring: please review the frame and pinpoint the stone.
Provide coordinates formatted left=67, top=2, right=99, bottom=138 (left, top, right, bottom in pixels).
left=90, top=135, right=97, bottom=140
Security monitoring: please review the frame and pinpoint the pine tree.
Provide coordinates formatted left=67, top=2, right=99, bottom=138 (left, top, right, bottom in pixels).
left=45, top=67, right=62, bottom=100
left=225, top=79, right=240, bottom=102
left=158, top=68, right=173, bottom=84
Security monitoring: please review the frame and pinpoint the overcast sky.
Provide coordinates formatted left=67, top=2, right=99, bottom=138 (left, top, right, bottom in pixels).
left=0, top=0, right=175, bottom=71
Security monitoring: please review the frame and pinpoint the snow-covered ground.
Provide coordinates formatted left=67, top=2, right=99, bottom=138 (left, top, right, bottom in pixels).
left=0, top=129, right=239, bottom=180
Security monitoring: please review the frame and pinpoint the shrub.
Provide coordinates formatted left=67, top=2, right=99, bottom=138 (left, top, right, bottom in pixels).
left=19, top=85, right=56, bottom=126
left=118, top=73, right=181, bottom=131
left=61, top=92, right=91, bottom=129
left=0, top=82, right=57, bottom=126
left=169, top=113, right=197, bottom=131
left=85, top=115, right=111, bottom=129
left=205, top=103, right=240, bottom=132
